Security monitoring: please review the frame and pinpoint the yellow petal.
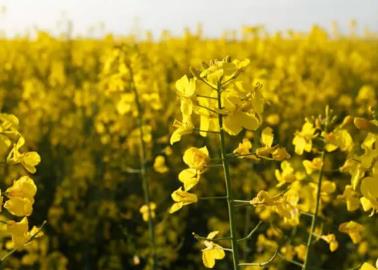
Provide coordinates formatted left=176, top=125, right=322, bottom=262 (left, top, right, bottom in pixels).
left=360, top=263, right=377, bottom=270
left=169, top=202, right=183, bottom=214
left=178, top=169, right=199, bottom=191
left=261, top=127, right=274, bottom=147
left=360, top=177, right=378, bottom=200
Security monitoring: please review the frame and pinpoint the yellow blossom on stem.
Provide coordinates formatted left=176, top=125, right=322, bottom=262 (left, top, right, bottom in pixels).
left=183, top=146, right=209, bottom=171
left=169, top=187, right=198, bottom=214
left=7, top=136, right=41, bottom=174
left=233, top=138, right=253, bottom=157
left=303, top=157, right=323, bottom=175
left=200, top=231, right=226, bottom=269
left=7, top=217, right=29, bottom=250
left=338, top=221, right=364, bottom=244
left=292, top=121, right=316, bottom=155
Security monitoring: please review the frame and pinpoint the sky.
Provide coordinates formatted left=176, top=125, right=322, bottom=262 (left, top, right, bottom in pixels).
left=0, top=0, right=377, bottom=37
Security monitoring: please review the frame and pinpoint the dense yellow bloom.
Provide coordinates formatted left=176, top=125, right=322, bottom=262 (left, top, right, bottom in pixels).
left=139, top=202, right=157, bottom=222
left=169, top=187, right=198, bottom=214
left=338, top=221, right=364, bottom=244
left=200, top=231, right=225, bottom=268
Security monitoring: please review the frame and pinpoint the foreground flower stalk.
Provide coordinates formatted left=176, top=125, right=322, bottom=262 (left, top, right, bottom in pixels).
left=216, top=81, right=240, bottom=270
left=302, top=107, right=330, bottom=270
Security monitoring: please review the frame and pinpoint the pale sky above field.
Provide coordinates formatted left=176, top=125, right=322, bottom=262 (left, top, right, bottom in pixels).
left=0, top=0, right=377, bottom=37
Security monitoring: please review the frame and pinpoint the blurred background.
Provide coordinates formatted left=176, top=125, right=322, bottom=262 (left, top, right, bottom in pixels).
left=0, top=0, right=377, bottom=37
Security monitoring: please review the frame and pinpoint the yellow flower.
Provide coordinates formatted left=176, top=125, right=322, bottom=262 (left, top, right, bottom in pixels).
left=320, top=234, right=338, bottom=252
left=7, top=136, right=41, bottom=174
left=139, top=202, right=156, bottom=222
left=4, top=176, right=37, bottom=217
left=360, top=176, right=378, bottom=216
left=201, top=231, right=225, bottom=268
left=337, top=185, right=360, bottom=212
left=272, top=147, right=291, bottom=161
left=261, top=127, right=274, bottom=148
left=303, top=157, right=323, bottom=175
left=340, top=159, right=365, bottom=190
left=7, top=217, right=29, bottom=250
left=292, top=121, right=316, bottom=155
left=275, top=161, right=296, bottom=187
left=169, top=187, right=198, bottom=214
left=338, top=221, right=364, bottom=244
left=178, top=168, right=200, bottom=191
left=222, top=93, right=261, bottom=136
left=251, top=190, right=299, bottom=225
left=294, top=244, right=306, bottom=261
left=6, top=176, right=37, bottom=200
left=324, top=129, right=353, bottom=152
left=233, top=138, right=253, bottom=157
left=4, top=197, right=34, bottom=217
left=183, top=146, right=209, bottom=171
left=153, top=155, right=169, bottom=173
left=176, top=75, right=196, bottom=98
left=170, top=119, right=194, bottom=145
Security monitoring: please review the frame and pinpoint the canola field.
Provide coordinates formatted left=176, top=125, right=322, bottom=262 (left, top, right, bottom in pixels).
left=0, top=26, right=377, bottom=270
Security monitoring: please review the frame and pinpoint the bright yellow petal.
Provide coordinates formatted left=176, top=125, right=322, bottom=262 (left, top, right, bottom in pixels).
left=169, top=202, right=183, bottom=214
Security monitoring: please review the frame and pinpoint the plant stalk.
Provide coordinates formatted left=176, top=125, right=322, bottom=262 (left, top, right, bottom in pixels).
left=130, top=65, right=157, bottom=270
left=216, top=82, right=240, bottom=270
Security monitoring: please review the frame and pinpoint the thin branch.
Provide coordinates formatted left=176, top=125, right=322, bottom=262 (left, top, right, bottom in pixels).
left=239, top=248, right=278, bottom=267
left=277, top=252, right=304, bottom=267
left=196, top=104, right=218, bottom=115
left=237, top=221, right=263, bottom=242
left=196, top=94, right=217, bottom=100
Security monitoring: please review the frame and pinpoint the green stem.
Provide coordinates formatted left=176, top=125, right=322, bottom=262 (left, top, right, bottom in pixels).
left=216, top=82, right=240, bottom=270
left=129, top=65, right=157, bottom=270
left=302, top=150, right=326, bottom=270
